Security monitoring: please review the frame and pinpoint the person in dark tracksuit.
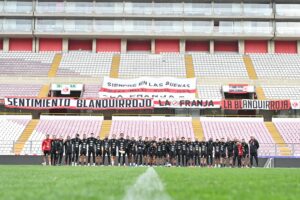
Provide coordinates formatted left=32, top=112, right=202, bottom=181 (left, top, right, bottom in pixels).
left=176, top=138, right=182, bottom=166
left=102, top=136, right=110, bottom=166
left=186, top=138, right=194, bottom=166
left=233, top=139, right=239, bottom=167
left=206, top=138, right=214, bottom=167
left=64, top=136, right=73, bottom=165
left=136, top=136, right=144, bottom=166
left=249, top=136, right=259, bottom=167
left=71, top=134, right=81, bottom=166
left=95, top=136, right=102, bottom=166
left=57, top=135, right=64, bottom=166
left=118, top=133, right=126, bottom=166
left=87, top=133, right=96, bottom=166
left=50, top=135, right=59, bottom=166
left=80, top=134, right=88, bottom=166
left=194, top=139, right=201, bottom=166
left=181, top=137, right=187, bottom=167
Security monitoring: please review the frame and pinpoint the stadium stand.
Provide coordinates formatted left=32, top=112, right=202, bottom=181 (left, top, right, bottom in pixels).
left=0, top=52, right=55, bottom=77
left=200, top=117, right=278, bottom=156
left=0, top=84, right=43, bottom=98
left=109, top=116, right=194, bottom=139
left=249, top=54, right=300, bottom=79
left=0, top=115, right=31, bottom=155
left=262, top=86, right=300, bottom=99
left=118, top=53, right=186, bottom=78
left=56, top=52, right=114, bottom=77
left=273, top=118, right=300, bottom=156
left=192, top=53, right=249, bottom=78
left=197, top=85, right=222, bottom=99
left=21, top=116, right=103, bottom=155
left=82, top=84, right=101, bottom=98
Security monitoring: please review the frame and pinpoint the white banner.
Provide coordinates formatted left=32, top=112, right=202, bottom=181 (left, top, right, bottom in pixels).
left=154, top=99, right=221, bottom=108
left=51, top=84, right=83, bottom=91
left=222, top=84, right=255, bottom=94
left=99, top=77, right=196, bottom=99
left=291, top=100, right=300, bottom=109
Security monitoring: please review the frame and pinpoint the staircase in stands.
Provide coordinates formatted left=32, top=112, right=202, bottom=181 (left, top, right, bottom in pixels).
left=14, top=119, right=39, bottom=155
left=192, top=119, right=205, bottom=140
left=100, top=120, right=112, bottom=139
left=48, top=53, right=62, bottom=77
left=243, top=55, right=258, bottom=80
left=265, top=122, right=291, bottom=156
left=110, top=54, right=120, bottom=78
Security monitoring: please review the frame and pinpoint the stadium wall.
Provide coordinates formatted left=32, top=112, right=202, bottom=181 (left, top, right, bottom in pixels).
left=39, top=38, right=62, bottom=51
left=155, top=40, right=179, bottom=53
left=185, top=41, right=209, bottom=52
left=275, top=41, right=297, bottom=54
left=9, top=38, right=32, bottom=51
left=96, top=39, right=121, bottom=52
left=244, top=40, right=268, bottom=53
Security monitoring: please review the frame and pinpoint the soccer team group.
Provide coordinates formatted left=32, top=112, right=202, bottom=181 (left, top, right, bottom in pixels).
left=42, top=133, right=260, bottom=168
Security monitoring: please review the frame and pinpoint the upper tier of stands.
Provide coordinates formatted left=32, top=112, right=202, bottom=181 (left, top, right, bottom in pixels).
left=109, top=116, right=194, bottom=139
left=201, top=117, right=277, bottom=156
left=22, top=116, right=103, bottom=155
left=192, top=53, right=248, bottom=78
left=250, top=54, right=300, bottom=79
left=263, top=86, right=300, bottom=99
left=57, top=52, right=113, bottom=77
left=0, top=52, right=55, bottom=77
left=0, top=84, right=42, bottom=98
left=0, top=115, right=31, bottom=155
left=119, top=53, right=186, bottom=78
left=1, top=52, right=300, bottom=80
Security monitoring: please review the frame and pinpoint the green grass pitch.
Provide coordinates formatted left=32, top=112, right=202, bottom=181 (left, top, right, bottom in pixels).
left=0, top=166, right=299, bottom=200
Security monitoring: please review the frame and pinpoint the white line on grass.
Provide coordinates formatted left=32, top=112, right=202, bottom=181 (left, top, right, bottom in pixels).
left=123, top=167, right=172, bottom=200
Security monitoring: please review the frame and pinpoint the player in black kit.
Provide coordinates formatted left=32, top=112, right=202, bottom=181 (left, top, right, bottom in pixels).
left=194, top=139, right=201, bottom=167
left=148, top=137, right=157, bottom=166
left=64, top=136, right=73, bottom=165
left=128, top=137, right=136, bottom=166
left=117, top=133, right=126, bottom=166
left=72, top=134, right=81, bottom=166
left=50, top=135, right=59, bottom=166
left=80, top=134, right=88, bottom=166
left=102, top=136, right=110, bottom=166
left=110, top=134, right=118, bottom=166
left=181, top=137, right=187, bottom=167
left=156, top=138, right=163, bottom=166
left=220, top=138, right=227, bottom=168
left=136, top=136, right=144, bottom=166
left=95, top=136, right=102, bottom=166
left=176, top=137, right=182, bottom=166
left=207, top=138, right=214, bottom=168
left=214, top=139, right=221, bottom=168
left=186, top=138, right=194, bottom=167
left=57, top=135, right=64, bottom=166
left=200, top=139, right=207, bottom=167
left=169, top=138, right=177, bottom=166
left=143, top=137, right=150, bottom=166
left=226, top=138, right=234, bottom=167
left=87, top=133, right=96, bottom=166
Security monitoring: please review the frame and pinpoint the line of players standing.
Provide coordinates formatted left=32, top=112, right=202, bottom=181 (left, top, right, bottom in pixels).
left=42, top=133, right=260, bottom=167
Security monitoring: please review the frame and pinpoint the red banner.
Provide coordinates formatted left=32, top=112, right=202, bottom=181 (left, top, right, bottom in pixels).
left=222, top=99, right=290, bottom=110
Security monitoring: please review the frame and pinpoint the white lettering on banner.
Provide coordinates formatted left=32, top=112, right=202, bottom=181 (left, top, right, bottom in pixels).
left=154, top=99, right=221, bottom=108
left=4, top=97, right=153, bottom=110
left=99, top=77, right=196, bottom=99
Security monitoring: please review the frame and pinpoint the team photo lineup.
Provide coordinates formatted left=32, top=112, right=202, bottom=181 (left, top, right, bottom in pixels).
left=1, top=0, right=300, bottom=200
left=42, top=133, right=259, bottom=168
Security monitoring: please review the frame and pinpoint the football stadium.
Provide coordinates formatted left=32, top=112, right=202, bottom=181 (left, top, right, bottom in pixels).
left=0, top=0, right=300, bottom=199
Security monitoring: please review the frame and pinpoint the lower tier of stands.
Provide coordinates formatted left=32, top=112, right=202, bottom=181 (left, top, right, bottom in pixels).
left=0, top=115, right=299, bottom=156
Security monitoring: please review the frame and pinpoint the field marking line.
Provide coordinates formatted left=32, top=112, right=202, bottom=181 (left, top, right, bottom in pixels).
left=122, top=167, right=172, bottom=200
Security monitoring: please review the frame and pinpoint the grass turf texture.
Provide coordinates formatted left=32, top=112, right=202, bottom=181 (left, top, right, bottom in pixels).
left=0, top=166, right=299, bottom=200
